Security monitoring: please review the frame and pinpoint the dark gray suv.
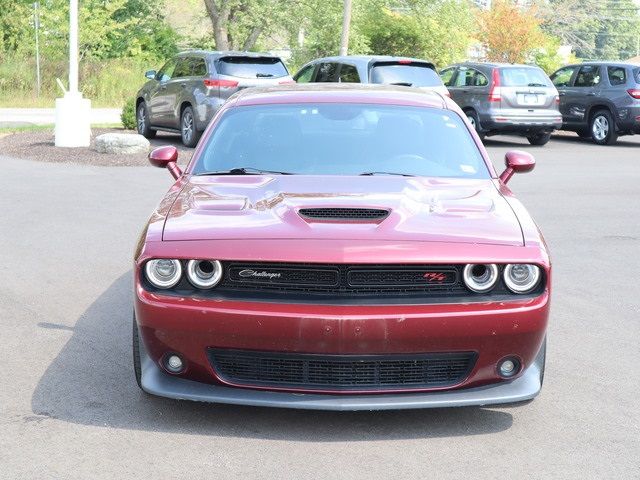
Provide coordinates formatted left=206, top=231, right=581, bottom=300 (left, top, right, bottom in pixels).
left=441, top=62, right=562, bottom=145
left=550, top=62, right=640, bottom=145
left=135, top=50, right=293, bottom=147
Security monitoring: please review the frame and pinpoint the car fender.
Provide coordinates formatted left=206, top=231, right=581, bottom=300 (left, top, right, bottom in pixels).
left=585, top=98, right=619, bottom=127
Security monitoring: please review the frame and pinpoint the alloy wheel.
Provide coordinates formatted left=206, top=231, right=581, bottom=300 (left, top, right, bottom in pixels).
left=182, top=111, right=194, bottom=143
left=137, top=106, right=145, bottom=133
left=592, top=115, right=609, bottom=141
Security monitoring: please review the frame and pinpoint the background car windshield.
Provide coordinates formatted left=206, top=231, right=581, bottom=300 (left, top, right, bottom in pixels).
left=194, top=104, right=489, bottom=178
left=217, top=57, right=288, bottom=78
left=500, top=67, right=550, bottom=87
left=369, top=63, right=441, bottom=87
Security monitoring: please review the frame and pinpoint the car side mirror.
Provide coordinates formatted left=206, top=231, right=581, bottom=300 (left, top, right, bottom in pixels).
left=145, top=70, right=157, bottom=80
left=149, top=146, right=182, bottom=180
left=500, top=150, right=535, bottom=184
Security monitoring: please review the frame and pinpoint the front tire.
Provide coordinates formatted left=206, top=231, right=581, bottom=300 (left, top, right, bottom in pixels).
left=181, top=106, right=201, bottom=148
left=136, top=102, right=157, bottom=139
left=590, top=109, right=618, bottom=145
left=527, top=132, right=551, bottom=146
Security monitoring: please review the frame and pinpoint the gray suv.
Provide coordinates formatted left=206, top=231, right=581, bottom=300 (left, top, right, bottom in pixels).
left=550, top=62, right=640, bottom=145
left=135, top=50, right=293, bottom=147
left=441, top=62, right=562, bottom=145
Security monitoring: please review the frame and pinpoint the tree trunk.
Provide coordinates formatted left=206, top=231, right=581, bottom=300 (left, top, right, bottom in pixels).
left=242, top=26, right=263, bottom=51
left=203, top=0, right=230, bottom=50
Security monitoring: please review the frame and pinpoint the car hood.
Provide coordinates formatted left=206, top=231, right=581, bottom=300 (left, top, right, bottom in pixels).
left=162, top=175, right=523, bottom=246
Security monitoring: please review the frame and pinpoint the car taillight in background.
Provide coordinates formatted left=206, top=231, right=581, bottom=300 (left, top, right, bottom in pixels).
left=204, top=79, right=239, bottom=88
left=488, top=68, right=501, bottom=102
left=627, top=88, right=640, bottom=99
left=555, top=95, right=560, bottom=104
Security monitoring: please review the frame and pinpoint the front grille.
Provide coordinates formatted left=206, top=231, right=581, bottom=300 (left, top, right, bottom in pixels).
left=209, top=349, right=477, bottom=391
left=298, top=208, right=389, bottom=221
left=220, top=262, right=468, bottom=297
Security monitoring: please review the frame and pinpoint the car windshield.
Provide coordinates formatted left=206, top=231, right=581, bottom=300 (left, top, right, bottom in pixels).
left=369, top=63, right=442, bottom=87
left=500, top=67, right=550, bottom=87
left=193, top=104, right=489, bottom=179
left=217, top=57, right=288, bottom=79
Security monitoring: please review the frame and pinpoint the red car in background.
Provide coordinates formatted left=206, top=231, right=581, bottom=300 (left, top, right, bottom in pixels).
left=133, top=84, right=550, bottom=410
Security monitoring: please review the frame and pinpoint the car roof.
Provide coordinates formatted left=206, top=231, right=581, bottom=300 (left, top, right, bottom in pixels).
left=451, top=62, right=541, bottom=69
left=175, top=50, right=282, bottom=59
left=565, top=61, right=638, bottom=67
left=229, top=84, right=448, bottom=109
left=306, top=55, right=436, bottom=66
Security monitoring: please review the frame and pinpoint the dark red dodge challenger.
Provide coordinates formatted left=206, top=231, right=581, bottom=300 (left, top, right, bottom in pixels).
left=133, top=84, right=550, bottom=410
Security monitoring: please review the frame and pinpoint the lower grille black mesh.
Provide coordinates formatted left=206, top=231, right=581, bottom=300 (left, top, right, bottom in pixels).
left=209, top=349, right=476, bottom=391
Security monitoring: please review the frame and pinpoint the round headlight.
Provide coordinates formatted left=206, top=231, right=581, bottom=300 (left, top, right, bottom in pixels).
left=186, top=259, right=223, bottom=289
left=145, top=259, right=182, bottom=289
left=504, top=264, right=541, bottom=293
left=463, top=264, right=498, bottom=293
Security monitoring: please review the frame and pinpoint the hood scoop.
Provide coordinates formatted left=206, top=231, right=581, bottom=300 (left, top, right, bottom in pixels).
left=298, top=208, right=390, bottom=223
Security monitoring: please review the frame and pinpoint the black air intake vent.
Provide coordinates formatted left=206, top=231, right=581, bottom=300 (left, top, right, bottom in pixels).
left=209, top=349, right=477, bottom=391
left=299, top=208, right=389, bottom=222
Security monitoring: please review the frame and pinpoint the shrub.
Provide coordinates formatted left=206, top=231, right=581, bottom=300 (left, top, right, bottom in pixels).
left=121, top=98, right=136, bottom=130
left=0, top=55, right=157, bottom=108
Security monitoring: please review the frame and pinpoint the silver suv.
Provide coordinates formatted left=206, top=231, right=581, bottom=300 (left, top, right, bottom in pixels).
left=440, top=62, right=562, bottom=145
left=135, top=50, right=293, bottom=147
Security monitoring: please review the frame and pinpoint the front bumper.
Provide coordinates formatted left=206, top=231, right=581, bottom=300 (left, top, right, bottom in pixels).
left=137, top=333, right=545, bottom=410
left=135, top=282, right=549, bottom=408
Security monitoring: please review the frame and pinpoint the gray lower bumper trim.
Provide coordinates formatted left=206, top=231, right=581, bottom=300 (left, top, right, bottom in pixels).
left=139, top=343, right=544, bottom=410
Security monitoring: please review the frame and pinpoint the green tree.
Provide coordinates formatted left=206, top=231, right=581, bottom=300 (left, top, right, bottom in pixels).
left=288, top=0, right=370, bottom=67
left=362, top=0, right=474, bottom=67
left=202, top=0, right=295, bottom=51
left=0, top=0, right=33, bottom=59
left=541, top=0, right=640, bottom=60
left=2, top=0, right=178, bottom=61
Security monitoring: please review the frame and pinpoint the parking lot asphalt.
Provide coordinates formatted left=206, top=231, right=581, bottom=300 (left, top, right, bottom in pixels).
left=0, top=133, right=638, bottom=479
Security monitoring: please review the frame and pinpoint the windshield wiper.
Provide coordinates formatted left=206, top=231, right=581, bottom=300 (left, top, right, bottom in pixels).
left=256, top=73, right=275, bottom=78
left=527, top=83, right=547, bottom=87
left=360, top=171, right=414, bottom=177
left=389, top=82, right=413, bottom=87
left=196, top=167, right=293, bottom=176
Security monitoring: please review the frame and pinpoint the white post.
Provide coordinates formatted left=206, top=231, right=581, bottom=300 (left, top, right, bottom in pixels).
left=34, top=2, right=41, bottom=97
left=69, top=0, right=79, bottom=93
left=55, top=0, right=91, bottom=148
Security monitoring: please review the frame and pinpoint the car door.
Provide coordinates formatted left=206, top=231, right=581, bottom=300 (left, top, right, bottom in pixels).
left=160, top=57, right=192, bottom=128
left=148, top=58, right=177, bottom=126
left=563, top=65, right=603, bottom=127
left=550, top=65, right=579, bottom=122
left=177, top=56, right=210, bottom=127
